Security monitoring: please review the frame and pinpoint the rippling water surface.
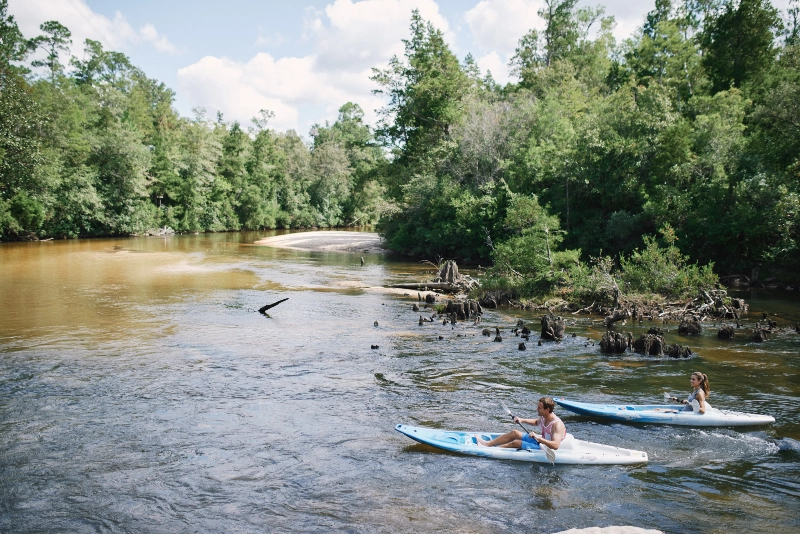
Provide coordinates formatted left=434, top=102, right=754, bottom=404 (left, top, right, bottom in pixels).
left=1, top=232, right=799, bottom=533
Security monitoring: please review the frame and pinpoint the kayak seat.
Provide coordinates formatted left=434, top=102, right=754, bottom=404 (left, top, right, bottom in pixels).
left=558, top=434, right=575, bottom=450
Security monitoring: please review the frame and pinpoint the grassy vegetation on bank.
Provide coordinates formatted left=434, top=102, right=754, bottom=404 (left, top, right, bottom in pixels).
left=475, top=224, right=719, bottom=309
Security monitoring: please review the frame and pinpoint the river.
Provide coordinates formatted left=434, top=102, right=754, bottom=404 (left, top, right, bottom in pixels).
left=1, top=232, right=799, bottom=533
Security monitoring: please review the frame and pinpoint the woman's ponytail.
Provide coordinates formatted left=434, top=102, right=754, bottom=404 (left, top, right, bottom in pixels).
left=696, top=372, right=709, bottom=397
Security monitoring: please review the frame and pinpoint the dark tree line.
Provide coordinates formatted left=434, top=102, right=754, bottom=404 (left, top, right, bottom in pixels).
left=2, top=0, right=799, bottom=297
left=0, top=1, right=387, bottom=240
left=373, top=2, right=799, bottom=296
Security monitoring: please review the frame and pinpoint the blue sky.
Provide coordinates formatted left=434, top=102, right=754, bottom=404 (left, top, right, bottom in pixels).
left=10, top=0, right=794, bottom=136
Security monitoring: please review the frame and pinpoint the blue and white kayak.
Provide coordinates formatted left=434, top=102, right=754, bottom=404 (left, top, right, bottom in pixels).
left=554, top=397, right=775, bottom=427
left=395, top=424, right=648, bottom=465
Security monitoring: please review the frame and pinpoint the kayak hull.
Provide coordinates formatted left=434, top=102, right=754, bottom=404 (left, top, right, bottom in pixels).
left=554, top=397, right=775, bottom=427
left=395, top=424, right=648, bottom=465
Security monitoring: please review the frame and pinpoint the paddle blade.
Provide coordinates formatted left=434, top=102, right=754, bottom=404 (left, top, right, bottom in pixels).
left=500, top=401, right=513, bottom=417
left=691, top=399, right=701, bottom=412
left=543, top=444, right=556, bottom=463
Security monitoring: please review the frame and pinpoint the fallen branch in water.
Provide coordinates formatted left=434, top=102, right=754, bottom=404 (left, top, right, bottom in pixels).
left=259, top=298, right=289, bottom=314
left=387, top=282, right=462, bottom=291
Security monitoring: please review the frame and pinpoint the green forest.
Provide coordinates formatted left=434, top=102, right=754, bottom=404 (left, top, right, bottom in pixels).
left=2, top=0, right=799, bottom=301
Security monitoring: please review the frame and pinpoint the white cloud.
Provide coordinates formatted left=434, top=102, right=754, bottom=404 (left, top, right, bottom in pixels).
left=177, top=0, right=452, bottom=134
left=310, top=0, right=453, bottom=72
left=176, top=52, right=389, bottom=133
left=463, top=0, right=545, bottom=82
left=8, top=0, right=177, bottom=55
left=177, top=55, right=300, bottom=130
left=255, top=26, right=285, bottom=48
left=465, top=0, right=544, bottom=57
left=139, top=23, right=177, bottom=54
left=476, top=52, right=511, bottom=85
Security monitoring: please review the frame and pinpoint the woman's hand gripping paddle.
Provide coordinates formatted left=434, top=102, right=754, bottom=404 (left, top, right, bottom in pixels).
left=501, top=401, right=556, bottom=463
left=664, top=392, right=701, bottom=412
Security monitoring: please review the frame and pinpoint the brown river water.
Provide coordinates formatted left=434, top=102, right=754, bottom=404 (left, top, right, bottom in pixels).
left=1, top=231, right=799, bottom=533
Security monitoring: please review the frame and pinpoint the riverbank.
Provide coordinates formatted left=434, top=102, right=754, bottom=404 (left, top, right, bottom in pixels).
left=254, top=230, right=387, bottom=254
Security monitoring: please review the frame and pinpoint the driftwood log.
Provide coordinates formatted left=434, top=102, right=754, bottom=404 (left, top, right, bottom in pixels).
left=558, top=290, right=749, bottom=322
left=259, top=298, right=289, bottom=314
left=388, top=282, right=465, bottom=291
left=388, top=260, right=480, bottom=294
left=603, top=309, right=630, bottom=327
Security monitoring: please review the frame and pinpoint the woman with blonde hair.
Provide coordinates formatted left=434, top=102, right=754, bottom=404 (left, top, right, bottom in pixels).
left=668, top=371, right=710, bottom=414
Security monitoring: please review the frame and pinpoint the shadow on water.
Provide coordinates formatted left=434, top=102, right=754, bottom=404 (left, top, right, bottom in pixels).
left=1, top=232, right=799, bottom=533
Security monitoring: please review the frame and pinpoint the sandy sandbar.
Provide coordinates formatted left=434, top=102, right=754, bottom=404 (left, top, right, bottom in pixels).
left=254, top=231, right=387, bottom=254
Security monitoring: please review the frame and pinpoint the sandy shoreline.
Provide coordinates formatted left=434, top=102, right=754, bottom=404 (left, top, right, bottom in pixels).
left=254, top=230, right=388, bottom=254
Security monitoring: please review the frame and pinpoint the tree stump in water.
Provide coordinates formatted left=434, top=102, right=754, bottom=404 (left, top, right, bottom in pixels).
left=481, top=296, right=497, bottom=309
left=633, top=334, right=666, bottom=356
left=752, top=325, right=769, bottom=342
left=444, top=299, right=482, bottom=320
left=730, top=298, right=748, bottom=311
left=666, top=344, right=692, bottom=358
left=678, top=316, right=702, bottom=335
left=436, top=260, right=459, bottom=284
left=600, top=331, right=630, bottom=353
left=425, top=293, right=436, bottom=304
left=540, top=314, right=565, bottom=341
left=717, top=325, right=735, bottom=339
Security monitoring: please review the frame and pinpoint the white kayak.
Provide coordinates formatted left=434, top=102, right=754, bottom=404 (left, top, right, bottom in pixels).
left=395, top=424, right=648, bottom=465
left=554, top=397, right=775, bottom=427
